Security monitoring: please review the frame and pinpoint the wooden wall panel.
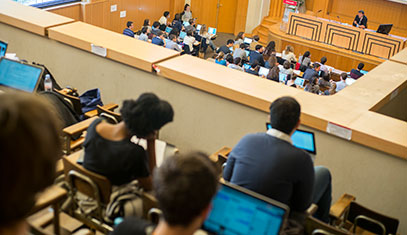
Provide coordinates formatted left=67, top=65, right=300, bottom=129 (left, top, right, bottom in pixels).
left=48, top=3, right=81, bottom=21
left=191, top=0, right=218, bottom=28
left=234, top=0, right=248, bottom=35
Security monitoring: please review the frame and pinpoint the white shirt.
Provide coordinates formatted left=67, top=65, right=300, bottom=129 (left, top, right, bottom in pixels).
left=183, top=35, right=196, bottom=51
left=266, top=128, right=292, bottom=145
left=282, top=51, right=296, bottom=63
left=159, top=16, right=167, bottom=25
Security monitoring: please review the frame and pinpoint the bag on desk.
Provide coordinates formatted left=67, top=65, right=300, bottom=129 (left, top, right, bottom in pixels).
left=79, top=88, right=104, bottom=114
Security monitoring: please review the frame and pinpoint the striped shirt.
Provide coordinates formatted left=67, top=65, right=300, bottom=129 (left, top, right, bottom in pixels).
left=123, top=28, right=135, bottom=38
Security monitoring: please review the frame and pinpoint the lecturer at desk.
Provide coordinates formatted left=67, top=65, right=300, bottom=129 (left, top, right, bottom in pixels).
left=352, top=10, right=368, bottom=29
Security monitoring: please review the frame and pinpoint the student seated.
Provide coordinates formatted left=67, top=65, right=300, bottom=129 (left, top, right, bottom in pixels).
left=111, top=152, right=219, bottom=235
left=299, top=51, right=312, bottom=69
left=249, top=45, right=265, bottom=66
left=250, top=35, right=260, bottom=51
left=335, top=73, right=348, bottom=92
left=172, top=14, right=183, bottom=32
left=0, top=92, right=61, bottom=235
left=183, top=30, right=198, bottom=54
left=266, top=65, right=280, bottom=82
left=245, top=61, right=260, bottom=76
left=166, top=34, right=182, bottom=52
left=324, top=82, right=337, bottom=96
left=228, top=57, right=244, bottom=71
left=151, top=21, right=161, bottom=36
left=282, top=45, right=296, bottom=63
left=142, top=19, right=151, bottom=32
left=198, top=24, right=216, bottom=51
left=185, top=19, right=196, bottom=33
left=317, top=56, right=329, bottom=75
left=318, top=74, right=331, bottom=88
left=263, top=41, right=276, bottom=61
left=215, top=51, right=227, bottom=66
left=303, top=63, right=321, bottom=81
left=225, top=54, right=234, bottom=66
left=123, top=21, right=135, bottom=38
left=233, top=43, right=247, bottom=60
left=152, top=31, right=166, bottom=47
left=223, top=97, right=332, bottom=225
left=83, top=93, right=174, bottom=190
left=350, top=63, right=365, bottom=79
left=159, top=11, right=170, bottom=28
left=265, top=54, right=278, bottom=69
left=217, top=39, right=234, bottom=55
left=305, top=76, right=321, bottom=94
left=181, top=3, right=193, bottom=22
left=280, top=60, right=294, bottom=77
left=138, top=26, right=149, bottom=42
left=234, top=32, right=245, bottom=45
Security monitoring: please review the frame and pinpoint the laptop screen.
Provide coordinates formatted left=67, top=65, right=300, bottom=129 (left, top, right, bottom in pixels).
left=258, top=67, right=269, bottom=77
left=0, top=41, right=7, bottom=57
left=203, top=182, right=288, bottom=235
left=294, top=78, right=305, bottom=87
left=196, top=24, right=202, bottom=31
left=243, top=37, right=253, bottom=44
left=279, top=73, right=287, bottom=83
left=179, top=31, right=187, bottom=39
left=165, top=27, right=172, bottom=33
left=183, top=21, right=190, bottom=27
left=208, top=27, right=217, bottom=35
left=0, top=58, right=43, bottom=93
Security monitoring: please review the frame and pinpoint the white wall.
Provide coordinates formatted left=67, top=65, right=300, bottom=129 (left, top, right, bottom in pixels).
left=245, top=0, right=270, bottom=33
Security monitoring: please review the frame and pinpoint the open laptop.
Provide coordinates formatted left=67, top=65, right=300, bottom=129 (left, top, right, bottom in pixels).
left=258, top=67, right=270, bottom=77
left=0, top=40, right=8, bottom=57
left=266, top=123, right=317, bottom=154
left=279, top=73, right=287, bottom=83
left=196, top=24, right=202, bottom=32
left=294, top=77, right=305, bottom=88
left=179, top=31, right=187, bottom=40
left=243, top=37, right=253, bottom=45
left=183, top=21, right=190, bottom=27
left=0, top=57, right=43, bottom=93
left=208, top=27, right=217, bottom=35
left=203, top=181, right=289, bottom=235
left=165, top=27, right=173, bottom=34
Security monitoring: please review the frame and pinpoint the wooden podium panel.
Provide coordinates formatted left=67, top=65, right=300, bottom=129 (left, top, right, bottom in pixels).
left=362, top=31, right=406, bottom=59
left=324, top=22, right=363, bottom=51
left=287, top=14, right=324, bottom=41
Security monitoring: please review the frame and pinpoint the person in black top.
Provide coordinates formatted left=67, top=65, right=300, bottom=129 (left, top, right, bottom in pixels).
left=352, top=10, right=367, bottom=29
left=303, top=63, right=321, bottom=81
left=249, top=44, right=265, bottom=66
left=350, top=62, right=365, bottom=79
left=83, top=93, right=174, bottom=190
left=112, top=152, right=219, bottom=235
left=216, top=39, right=234, bottom=55
left=223, top=97, right=332, bottom=224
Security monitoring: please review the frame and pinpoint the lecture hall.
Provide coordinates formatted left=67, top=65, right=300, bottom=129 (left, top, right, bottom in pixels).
left=0, top=0, right=406, bottom=234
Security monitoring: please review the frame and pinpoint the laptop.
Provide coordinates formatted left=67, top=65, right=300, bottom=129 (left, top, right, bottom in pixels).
left=243, top=64, right=251, bottom=70
left=245, top=50, right=250, bottom=57
left=258, top=67, right=270, bottom=77
left=0, top=57, right=43, bottom=93
left=183, top=21, right=190, bottom=27
left=165, top=27, right=173, bottom=33
left=179, top=31, right=187, bottom=40
left=279, top=73, right=287, bottom=83
left=243, top=37, right=253, bottom=45
left=266, top=123, right=317, bottom=155
left=0, top=40, right=8, bottom=57
left=203, top=182, right=289, bottom=235
left=208, top=27, right=217, bottom=35
left=294, top=78, right=305, bottom=88
left=196, top=24, right=202, bottom=32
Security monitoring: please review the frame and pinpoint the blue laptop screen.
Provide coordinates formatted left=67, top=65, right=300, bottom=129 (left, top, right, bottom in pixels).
left=165, top=27, right=172, bottom=33
left=291, top=130, right=316, bottom=154
left=179, top=31, right=187, bottom=39
left=203, top=184, right=286, bottom=235
left=0, top=41, right=7, bottom=57
left=0, top=59, right=42, bottom=92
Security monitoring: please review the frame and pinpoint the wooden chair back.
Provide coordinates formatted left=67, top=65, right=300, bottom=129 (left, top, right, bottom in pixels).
left=304, top=216, right=349, bottom=235
left=96, top=105, right=122, bottom=124
left=347, top=202, right=399, bottom=235
left=63, top=151, right=112, bottom=204
left=55, top=89, right=83, bottom=115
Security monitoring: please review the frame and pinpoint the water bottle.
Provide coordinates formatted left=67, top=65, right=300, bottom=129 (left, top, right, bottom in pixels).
left=44, top=74, right=52, bottom=92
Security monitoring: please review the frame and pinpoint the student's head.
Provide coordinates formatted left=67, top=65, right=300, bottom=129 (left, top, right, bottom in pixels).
left=322, top=73, right=330, bottom=82
left=189, top=19, right=195, bottom=26
left=156, top=30, right=163, bottom=37
left=357, top=63, right=364, bottom=70
left=235, top=32, right=244, bottom=41
left=170, top=28, right=180, bottom=37
left=266, top=41, right=276, bottom=51
left=253, top=35, right=260, bottom=42
left=268, top=54, right=278, bottom=68
left=127, top=21, right=134, bottom=30
left=269, top=96, right=301, bottom=135
left=251, top=61, right=260, bottom=71
left=225, top=54, right=234, bottom=64
left=153, top=152, right=219, bottom=229
left=169, top=34, right=177, bottom=42
left=255, top=44, right=263, bottom=52
left=174, top=13, right=181, bottom=21
left=201, top=24, right=207, bottom=33
left=285, top=45, right=294, bottom=53
left=314, top=63, right=321, bottom=71
left=226, top=39, right=234, bottom=47
left=184, top=3, right=190, bottom=12
left=283, top=60, right=291, bottom=69
left=216, top=51, right=225, bottom=60
left=320, top=56, right=327, bottom=65
left=186, top=30, right=193, bottom=37
left=141, top=26, right=148, bottom=34
left=358, top=10, right=364, bottom=18
left=120, top=93, right=174, bottom=138
left=303, top=51, right=311, bottom=58
left=239, top=43, right=247, bottom=49
left=310, top=76, right=318, bottom=85
left=340, top=72, right=347, bottom=81
left=0, top=92, right=61, bottom=233
left=153, top=21, right=160, bottom=29
left=164, top=11, right=170, bottom=18
left=234, top=57, right=242, bottom=66
left=143, top=19, right=150, bottom=26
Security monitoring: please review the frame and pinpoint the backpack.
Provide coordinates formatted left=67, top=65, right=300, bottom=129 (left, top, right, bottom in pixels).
left=104, top=181, right=144, bottom=224
left=33, top=62, right=62, bottom=92
left=79, top=88, right=104, bottom=114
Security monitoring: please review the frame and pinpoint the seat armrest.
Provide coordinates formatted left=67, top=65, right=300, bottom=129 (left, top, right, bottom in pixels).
left=84, top=103, right=119, bottom=118
left=307, top=203, right=319, bottom=216
left=330, top=194, right=356, bottom=220
left=209, top=146, right=232, bottom=162
left=63, top=117, right=98, bottom=136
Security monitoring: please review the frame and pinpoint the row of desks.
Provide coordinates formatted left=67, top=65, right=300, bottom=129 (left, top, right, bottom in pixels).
left=0, top=0, right=407, bottom=159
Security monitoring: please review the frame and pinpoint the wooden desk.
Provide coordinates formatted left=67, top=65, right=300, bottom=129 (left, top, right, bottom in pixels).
left=0, top=0, right=74, bottom=36
left=390, top=48, right=407, bottom=65
left=287, top=13, right=407, bottom=59
left=48, top=22, right=180, bottom=72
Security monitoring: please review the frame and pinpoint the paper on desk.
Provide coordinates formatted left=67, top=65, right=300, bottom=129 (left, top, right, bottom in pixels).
left=276, top=53, right=282, bottom=57
left=293, top=70, right=301, bottom=75
left=131, top=137, right=167, bottom=167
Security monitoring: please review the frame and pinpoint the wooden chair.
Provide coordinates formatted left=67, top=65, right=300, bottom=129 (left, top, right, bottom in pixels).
left=62, top=116, right=98, bottom=155
left=305, top=216, right=350, bottom=235
left=96, top=105, right=122, bottom=124
left=63, top=150, right=113, bottom=233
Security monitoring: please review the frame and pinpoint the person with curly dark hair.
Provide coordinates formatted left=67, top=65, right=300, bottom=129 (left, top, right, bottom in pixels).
left=83, top=93, right=174, bottom=190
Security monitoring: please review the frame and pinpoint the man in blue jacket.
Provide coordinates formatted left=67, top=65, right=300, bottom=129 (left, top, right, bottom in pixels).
left=123, top=21, right=135, bottom=38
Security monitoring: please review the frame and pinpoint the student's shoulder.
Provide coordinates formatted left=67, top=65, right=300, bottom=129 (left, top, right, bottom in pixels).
left=111, top=217, right=154, bottom=235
